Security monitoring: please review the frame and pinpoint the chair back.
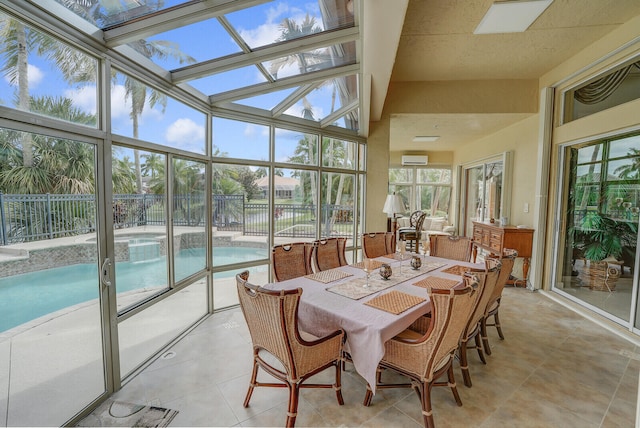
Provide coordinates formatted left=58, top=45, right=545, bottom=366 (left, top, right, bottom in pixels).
left=236, top=271, right=302, bottom=378
left=485, top=249, right=518, bottom=314
left=463, top=259, right=501, bottom=337
left=272, top=242, right=313, bottom=282
left=313, top=237, right=347, bottom=272
left=414, top=212, right=427, bottom=234
left=408, top=210, right=424, bottom=227
left=362, top=232, right=396, bottom=258
left=429, top=235, right=473, bottom=262
left=422, top=277, right=478, bottom=381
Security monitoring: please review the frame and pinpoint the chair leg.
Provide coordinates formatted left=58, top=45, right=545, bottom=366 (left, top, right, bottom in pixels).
left=363, top=384, right=373, bottom=406
left=474, top=332, right=486, bottom=364
left=243, top=358, right=259, bottom=407
left=459, top=340, right=472, bottom=388
left=481, top=317, right=492, bottom=355
left=447, top=364, right=462, bottom=406
left=286, top=383, right=300, bottom=428
left=334, top=361, right=344, bottom=405
left=494, top=311, right=505, bottom=340
left=418, top=381, right=435, bottom=428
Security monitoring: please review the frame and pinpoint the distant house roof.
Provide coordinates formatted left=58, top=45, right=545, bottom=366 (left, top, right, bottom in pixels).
left=255, top=175, right=300, bottom=191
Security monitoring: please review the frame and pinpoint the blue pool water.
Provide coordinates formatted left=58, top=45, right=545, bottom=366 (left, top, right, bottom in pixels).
left=0, top=246, right=266, bottom=333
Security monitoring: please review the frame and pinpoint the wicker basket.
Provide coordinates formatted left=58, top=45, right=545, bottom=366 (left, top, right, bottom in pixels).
left=582, top=260, right=622, bottom=291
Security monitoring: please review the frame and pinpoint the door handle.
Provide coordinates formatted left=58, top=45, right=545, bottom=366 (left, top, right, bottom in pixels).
left=101, top=258, right=112, bottom=288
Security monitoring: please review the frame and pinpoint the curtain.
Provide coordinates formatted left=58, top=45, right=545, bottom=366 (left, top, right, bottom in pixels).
left=574, top=62, right=640, bottom=104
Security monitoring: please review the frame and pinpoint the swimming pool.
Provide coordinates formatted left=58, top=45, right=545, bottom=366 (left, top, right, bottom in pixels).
left=0, top=246, right=267, bottom=333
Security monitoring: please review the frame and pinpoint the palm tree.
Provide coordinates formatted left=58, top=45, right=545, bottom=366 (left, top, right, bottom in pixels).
left=288, top=135, right=318, bottom=205
left=37, top=1, right=196, bottom=195
left=0, top=96, right=97, bottom=194
left=141, top=153, right=163, bottom=179
left=613, top=148, right=640, bottom=179
left=0, top=16, right=33, bottom=167
left=271, top=16, right=330, bottom=210
left=120, top=41, right=195, bottom=194
left=0, top=14, right=97, bottom=170
left=112, top=154, right=136, bottom=194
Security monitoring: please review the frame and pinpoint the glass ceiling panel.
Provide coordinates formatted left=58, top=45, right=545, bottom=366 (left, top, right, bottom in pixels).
left=263, top=41, right=356, bottom=80
left=225, top=0, right=354, bottom=50
left=51, top=0, right=360, bottom=134
left=143, top=19, right=241, bottom=70
left=55, top=0, right=187, bottom=28
left=234, top=88, right=299, bottom=111
left=189, top=65, right=267, bottom=95
left=283, top=74, right=358, bottom=122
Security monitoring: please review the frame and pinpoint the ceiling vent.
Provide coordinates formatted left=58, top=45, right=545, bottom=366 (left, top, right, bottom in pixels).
left=401, top=155, right=428, bottom=166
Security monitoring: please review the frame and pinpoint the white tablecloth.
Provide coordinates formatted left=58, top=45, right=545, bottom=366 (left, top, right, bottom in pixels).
left=264, top=255, right=483, bottom=393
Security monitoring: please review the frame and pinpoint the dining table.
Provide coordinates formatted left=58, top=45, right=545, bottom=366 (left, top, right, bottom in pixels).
left=263, top=253, right=484, bottom=393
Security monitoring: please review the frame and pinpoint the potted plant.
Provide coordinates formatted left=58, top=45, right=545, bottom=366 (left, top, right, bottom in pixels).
left=573, top=212, right=637, bottom=291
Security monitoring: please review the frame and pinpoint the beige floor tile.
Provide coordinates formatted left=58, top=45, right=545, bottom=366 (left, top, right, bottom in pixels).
left=484, top=388, right=600, bottom=428
left=76, top=287, right=638, bottom=428
left=601, top=392, right=637, bottom=428
left=217, top=373, right=289, bottom=423
left=359, top=404, right=423, bottom=427
left=164, top=384, right=240, bottom=427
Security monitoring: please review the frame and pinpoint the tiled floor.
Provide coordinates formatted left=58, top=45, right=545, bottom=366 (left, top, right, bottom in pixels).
left=104, top=287, right=639, bottom=427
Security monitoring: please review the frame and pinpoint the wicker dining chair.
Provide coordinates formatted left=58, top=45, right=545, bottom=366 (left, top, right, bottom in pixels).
left=458, top=258, right=501, bottom=387
left=363, top=275, right=478, bottom=428
left=481, top=249, right=518, bottom=355
left=312, top=237, right=347, bottom=272
left=398, top=211, right=427, bottom=253
left=429, top=235, right=474, bottom=262
left=362, top=232, right=396, bottom=259
left=236, top=271, right=345, bottom=428
left=272, top=242, right=313, bottom=282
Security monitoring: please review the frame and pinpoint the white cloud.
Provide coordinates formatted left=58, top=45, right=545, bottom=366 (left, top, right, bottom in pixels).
left=28, top=64, right=44, bottom=88
left=243, top=124, right=257, bottom=138
left=166, top=117, right=205, bottom=145
left=238, top=2, right=321, bottom=48
left=110, top=84, right=131, bottom=119
left=110, top=84, right=163, bottom=123
left=64, top=85, right=97, bottom=114
left=238, top=22, right=281, bottom=49
left=3, top=64, right=44, bottom=88
left=266, top=2, right=292, bottom=23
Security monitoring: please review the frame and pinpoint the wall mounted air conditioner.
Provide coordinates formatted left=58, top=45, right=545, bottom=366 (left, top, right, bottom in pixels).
left=401, top=155, right=428, bottom=166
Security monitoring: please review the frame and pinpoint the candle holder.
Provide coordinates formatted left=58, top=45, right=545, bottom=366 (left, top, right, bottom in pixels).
left=411, top=255, right=422, bottom=270
left=379, top=263, right=392, bottom=280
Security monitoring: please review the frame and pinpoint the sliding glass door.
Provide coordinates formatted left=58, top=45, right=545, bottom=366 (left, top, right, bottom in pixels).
left=0, top=129, right=108, bottom=426
left=553, top=134, right=639, bottom=325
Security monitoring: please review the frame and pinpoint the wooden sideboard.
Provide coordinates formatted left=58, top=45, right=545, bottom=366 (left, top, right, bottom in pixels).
left=472, top=221, right=534, bottom=286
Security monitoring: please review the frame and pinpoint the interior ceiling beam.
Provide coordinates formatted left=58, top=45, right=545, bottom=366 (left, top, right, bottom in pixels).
left=272, top=83, right=320, bottom=118
left=171, top=27, right=359, bottom=84
left=320, top=99, right=358, bottom=128
left=103, top=0, right=270, bottom=47
left=209, top=64, right=359, bottom=105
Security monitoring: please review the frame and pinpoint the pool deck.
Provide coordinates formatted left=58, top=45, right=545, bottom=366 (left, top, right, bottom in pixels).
left=0, top=224, right=267, bottom=426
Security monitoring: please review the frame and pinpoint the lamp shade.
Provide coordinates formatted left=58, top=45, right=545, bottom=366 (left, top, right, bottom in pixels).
left=383, top=194, right=404, bottom=216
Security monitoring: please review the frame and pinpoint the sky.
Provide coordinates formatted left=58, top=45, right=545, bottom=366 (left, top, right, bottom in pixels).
left=0, top=1, right=350, bottom=172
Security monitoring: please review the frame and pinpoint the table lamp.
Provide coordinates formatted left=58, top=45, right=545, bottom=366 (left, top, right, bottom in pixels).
left=383, top=193, right=404, bottom=232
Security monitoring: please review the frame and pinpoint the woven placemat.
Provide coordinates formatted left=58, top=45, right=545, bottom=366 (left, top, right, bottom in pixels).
left=352, top=260, right=384, bottom=270
left=305, top=269, right=353, bottom=284
left=364, top=290, right=426, bottom=315
left=413, top=276, right=460, bottom=290
left=441, top=265, right=471, bottom=276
